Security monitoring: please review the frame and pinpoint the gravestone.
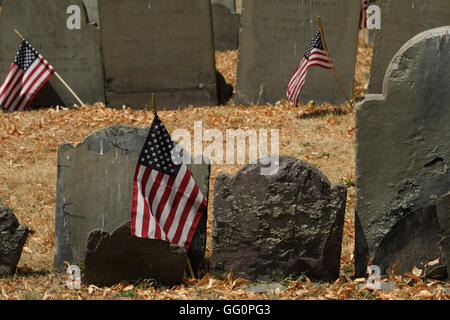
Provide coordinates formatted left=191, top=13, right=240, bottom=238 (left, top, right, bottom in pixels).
left=98, top=0, right=218, bottom=109
left=211, top=3, right=240, bottom=51
left=83, top=0, right=99, bottom=26
left=436, top=194, right=450, bottom=279
left=212, top=0, right=236, bottom=12
left=235, top=0, right=361, bottom=105
left=54, top=125, right=211, bottom=278
left=368, top=0, right=450, bottom=93
left=0, top=205, right=29, bottom=277
left=356, top=27, right=450, bottom=277
left=211, top=157, right=347, bottom=282
left=0, top=0, right=105, bottom=108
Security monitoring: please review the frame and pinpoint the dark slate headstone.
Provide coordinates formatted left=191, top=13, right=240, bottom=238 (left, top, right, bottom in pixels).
left=0, top=0, right=105, bottom=108
left=83, top=0, right=99, bottom=26
left=437, top=193, right=450, bottom=279
left=0, top=205, right=29, bottom=276
left=98, top=0, right=218, bottom=109
left=235, top=0, right=360, bottom=105
left=83, top=222, right=186, bottom=286
left=212, top=3, right=240, bottom=51
left=356, top=27, right=450, bottom=277
left=54, top=125, right=210, bottom=276
left=212, top=0, right=236, bottom=13
left=368, top=0, right=450, bottom=93
left=211, top=156, right=347, bottom=282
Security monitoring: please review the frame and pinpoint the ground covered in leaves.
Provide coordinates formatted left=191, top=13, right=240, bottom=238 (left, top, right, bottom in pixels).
left=0, top=33, right=449, bottom=300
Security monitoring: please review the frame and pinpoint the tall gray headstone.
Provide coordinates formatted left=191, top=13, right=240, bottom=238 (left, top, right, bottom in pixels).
left=0, top=0, right=105, bottom=108
left=98, top=0, right=218, bottom=109
left=368, top=0, right=450, bottom=93
left=356, top=27, right=450, bottom=277
left=83, top=0, right=99, bottom=26
left=54, top=125, right=211, bottom=276
left=235, top=0, right=360, bottom=105
left=211, top=3, right=240, bottom=51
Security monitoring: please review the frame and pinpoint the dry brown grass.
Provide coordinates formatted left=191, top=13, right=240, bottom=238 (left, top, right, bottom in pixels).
left=0, top=31, right=448, bottom=300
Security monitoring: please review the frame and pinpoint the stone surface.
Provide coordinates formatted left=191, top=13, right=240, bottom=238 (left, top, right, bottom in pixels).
left=235, top=0, right=360, bottom=105
left=212, top=0, right=236, bottom=12
left=368, top=0, right=450, bottom=93
left=356, top=27, right=450, bottom=277
left=437, top=193, right=450, bottom=279
left=83, top=222, right=187, bottom=286
left=0, top=205, right=29, bottom=276
left=83, top=0, right=99, bottom=26
left=0, top=0, right=105, bottom=108
left=55, top=125, right=210, bottom=275
left=211, top=156, right=347, bottom=282
left=211, top=3, right=240, bottom=51
left=98, top=0, right=218, bottom=109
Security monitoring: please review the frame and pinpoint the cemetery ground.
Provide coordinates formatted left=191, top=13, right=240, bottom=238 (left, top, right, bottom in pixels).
left=0, top=35, right=449, bottom=301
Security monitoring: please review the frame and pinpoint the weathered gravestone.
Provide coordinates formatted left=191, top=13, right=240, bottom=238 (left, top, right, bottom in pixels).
left=55, top=125, right=210, bottom=284
left=235, top=0, right=360, bottom=105
left=356, top=27, right=450, bottom=277
left=211, top=156, right=347, bottom=282
left=0, top=0, right=105, bottom=108
left=83, top=0, right=99, bottom=26
left=212, top=0, right=236, bottom=13
left=211, top=3, right=240, bottom=51
left=437, top=194, right=450, bottom=279
left=98, top=0, right=218, bottom=109
left=0, top=205, right=29, bottom=277
left=368, top=0, right=450, bottom=93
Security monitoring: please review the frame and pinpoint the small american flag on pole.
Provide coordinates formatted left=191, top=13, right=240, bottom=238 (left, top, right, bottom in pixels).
left=286, top=30, right=332, bottom=104
left=131, top=115, right=207, bottom=250
left=0, top=40, right=54, bottom=112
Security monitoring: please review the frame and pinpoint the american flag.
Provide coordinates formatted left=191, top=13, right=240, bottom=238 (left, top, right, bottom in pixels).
left=131, top=115, right=207, bottom=250
left=360, top=0, right=369, bottom=29
left=0, top=40, right=54, bottom=112
left=286, top=30, right=332, bottom=104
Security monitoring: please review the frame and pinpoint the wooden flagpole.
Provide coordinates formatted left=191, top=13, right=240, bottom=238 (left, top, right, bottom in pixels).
left=151, top=92, right=195, bottom=280
left=317, top=17, right=354, bottom=108
left=13, top=29, right=85, bottom=107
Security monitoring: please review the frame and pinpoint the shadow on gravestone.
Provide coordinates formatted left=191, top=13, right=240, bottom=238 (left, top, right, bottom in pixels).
left=235, top=0, right=360, bottom=106
left=54, top=125, right=210, bottom=282
left=355, top=27, right=450, bottom=277
left=211, top=156, right=347, bottom=282
left=0, top=0, right=105, bottom=108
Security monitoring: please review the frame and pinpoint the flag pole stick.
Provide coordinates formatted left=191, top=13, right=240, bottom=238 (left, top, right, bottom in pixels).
left=151, top=92, right=157, bottom=115
left=186, top=257, right=195, bottom=279
left=317, top=17, right=354, bottom=108
left=13, top=29, right=85, bottom=107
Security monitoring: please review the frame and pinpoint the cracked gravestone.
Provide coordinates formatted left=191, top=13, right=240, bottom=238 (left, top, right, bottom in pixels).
left=211, top=156, right=347, bottom=282
left=211, top=2, right=240, bottom=51
left=0, top=205, right=29, bottom=276
left=356, top=27, right=450, bottom=277
left=54, top=125, right=210, bottom=282
left=0, top=0, right=105, bottom=108
left=235, top=0, right=360, bottom=105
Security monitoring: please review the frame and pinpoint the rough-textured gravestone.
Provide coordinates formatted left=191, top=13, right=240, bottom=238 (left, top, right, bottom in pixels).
left=83, top=222, right=187, bottom=286
left=0, top=0, right=105, bottom=108
left=211, top=3, right=240, bottom=51
left=211, top=156, right=347, bottom=282
left=0, top=205, right=29, bottom=277
left=83, top=0, right=99, bottom=26
left=98, top=0, right=218, bottom=109
left=368, top=0, right=450, bottom=93
left=437, top=194, right=450, bottom=279
left=356, top=27, right=450, bottom=277
left=235, top=0, right=360, bottom=105
left=55, top=125, right=211, bottom=278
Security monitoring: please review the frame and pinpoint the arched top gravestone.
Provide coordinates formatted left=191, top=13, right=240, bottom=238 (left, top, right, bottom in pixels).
left=356, top=27, right=450, bottom=277
left=55, top=125, right=211, bottom=285
left=0, top=0, right=105, bottom=108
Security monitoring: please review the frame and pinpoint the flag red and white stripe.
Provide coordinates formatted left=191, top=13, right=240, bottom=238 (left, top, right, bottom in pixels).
left=287, top=30, right=332, bottom=104
left=131, top=115, right=207, bottom=250
left=0, top=40, right=54, bottom=112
